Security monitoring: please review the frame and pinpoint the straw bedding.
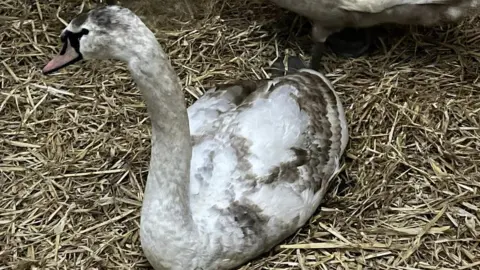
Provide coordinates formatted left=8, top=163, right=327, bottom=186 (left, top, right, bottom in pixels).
left=1, top=0, right=479, bottom=269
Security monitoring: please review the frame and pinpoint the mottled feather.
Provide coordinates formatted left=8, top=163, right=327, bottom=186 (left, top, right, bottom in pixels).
left=187, top=69, right=348, bottom=269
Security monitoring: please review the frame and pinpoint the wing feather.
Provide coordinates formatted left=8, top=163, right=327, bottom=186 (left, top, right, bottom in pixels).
left=187, top=80, right=267, bottom=135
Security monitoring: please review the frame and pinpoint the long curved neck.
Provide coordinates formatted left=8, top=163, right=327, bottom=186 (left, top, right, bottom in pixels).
left=127, top=32, right=198, bottom=254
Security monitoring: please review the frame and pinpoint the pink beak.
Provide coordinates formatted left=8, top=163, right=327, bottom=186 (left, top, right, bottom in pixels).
left=42, top=38, right=82, bottom=74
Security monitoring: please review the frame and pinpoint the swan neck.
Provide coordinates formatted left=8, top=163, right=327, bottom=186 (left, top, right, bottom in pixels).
left=126, top=35, right=198, bottom=255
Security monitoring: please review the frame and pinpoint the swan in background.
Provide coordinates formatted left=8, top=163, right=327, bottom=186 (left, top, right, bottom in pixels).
left=269, top=0, right=480, bottom=70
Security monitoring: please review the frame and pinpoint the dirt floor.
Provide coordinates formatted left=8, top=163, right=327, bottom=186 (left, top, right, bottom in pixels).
left=1, top=0, right=479, bottom=269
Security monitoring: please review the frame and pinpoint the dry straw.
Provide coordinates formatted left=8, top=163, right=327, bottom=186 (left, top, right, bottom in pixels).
left=1, top=0, right=479, bottom=269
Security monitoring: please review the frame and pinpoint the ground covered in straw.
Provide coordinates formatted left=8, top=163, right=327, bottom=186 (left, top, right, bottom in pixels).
left=1, top=0, right=479, bottom=269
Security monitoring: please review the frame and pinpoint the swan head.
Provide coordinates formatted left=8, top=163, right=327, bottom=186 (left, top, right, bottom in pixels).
left=42, top=5, right=151, bottom=74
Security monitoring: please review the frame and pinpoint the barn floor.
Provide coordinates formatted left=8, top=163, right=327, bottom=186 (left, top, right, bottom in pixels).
left=1, top=0, right=479, bottom=269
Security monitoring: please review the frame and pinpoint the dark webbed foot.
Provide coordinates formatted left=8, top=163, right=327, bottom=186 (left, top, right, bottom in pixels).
left=325, top=27, right=372, bottom=58
left=269, top=55, right=307, bottom=77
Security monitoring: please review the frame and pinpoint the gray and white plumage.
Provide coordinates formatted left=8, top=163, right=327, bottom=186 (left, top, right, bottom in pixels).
left=42, top=5, right=348, bottom=270
left=269, top=0, right=480, bottom=43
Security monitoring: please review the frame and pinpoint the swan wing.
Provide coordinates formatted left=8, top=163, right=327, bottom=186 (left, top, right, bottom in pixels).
left=187, top=80, right=266, bottom=136
left=190, top=70, right=348, bottom=242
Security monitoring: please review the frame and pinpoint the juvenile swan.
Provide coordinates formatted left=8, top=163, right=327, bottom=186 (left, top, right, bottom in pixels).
left=42, top=5, right=349, bottom=270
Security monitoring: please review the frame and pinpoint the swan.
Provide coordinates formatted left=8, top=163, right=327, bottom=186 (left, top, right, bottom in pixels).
left=269, top=0, right=480, bottom=70
left=41, top=4, right=349, bottom=270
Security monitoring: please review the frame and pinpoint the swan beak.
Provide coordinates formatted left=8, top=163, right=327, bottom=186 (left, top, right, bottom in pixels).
left=42, top=38, right=83, bottom=75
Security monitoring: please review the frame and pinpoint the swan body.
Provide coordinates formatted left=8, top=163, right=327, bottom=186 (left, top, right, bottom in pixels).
left=42, top=5, right=348, bottom=270
left=271, top=0, right=479, bottom=39
left=269, top=0, right=480, bottom=68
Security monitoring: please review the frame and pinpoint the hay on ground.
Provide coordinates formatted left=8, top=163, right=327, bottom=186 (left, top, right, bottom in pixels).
left=0, top=0, right=479, bottom=269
